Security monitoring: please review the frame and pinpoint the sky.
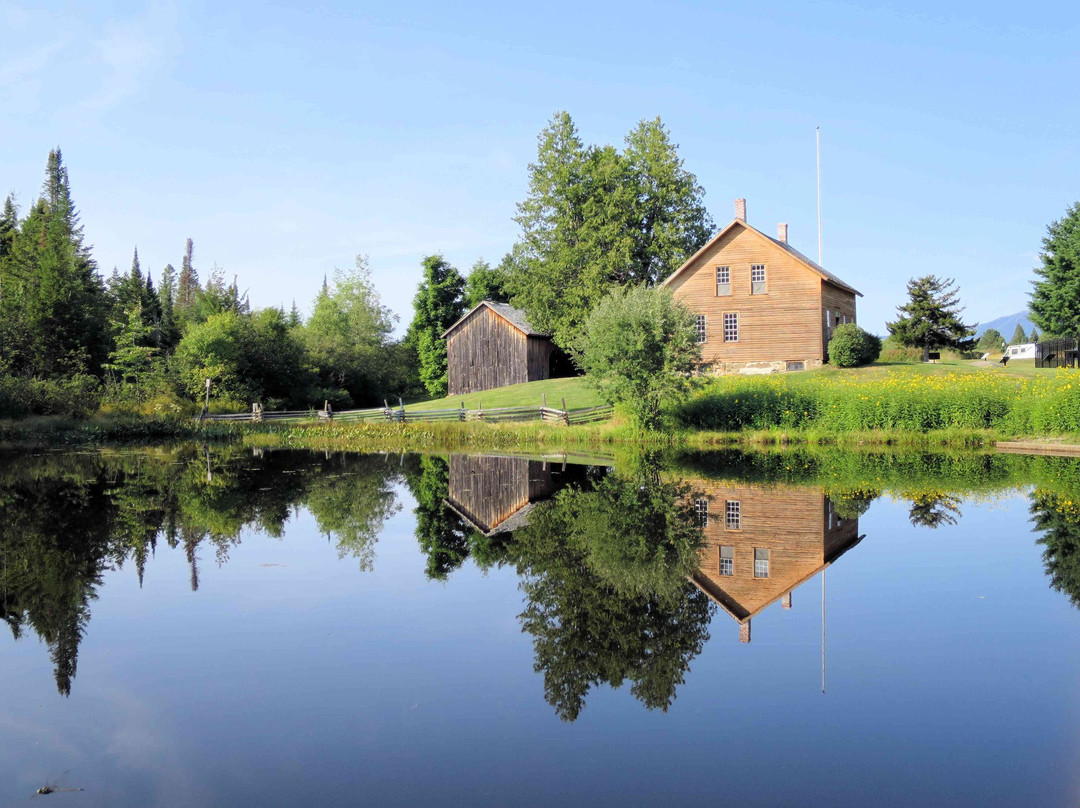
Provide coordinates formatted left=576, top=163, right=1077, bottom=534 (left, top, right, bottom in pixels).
left=1, top=0, right=1078, bottom=336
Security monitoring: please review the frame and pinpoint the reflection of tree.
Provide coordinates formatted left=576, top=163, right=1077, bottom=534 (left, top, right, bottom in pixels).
left=0, top=447, right=403, bottom=694
left=508, top=459, right=713, bottom=721
left=907, top=492, right=962, bottom=528
left=403, top=456, right=475, bottom=580
left=1032, top=490, right=1080, bottom=608
left=830, top=487, right=880, bottom=520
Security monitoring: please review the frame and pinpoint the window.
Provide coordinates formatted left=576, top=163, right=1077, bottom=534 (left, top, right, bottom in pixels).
left=719, top=545, right=734, bottom=576
left=716, top=266, right=731, bottom=296
left=754, top=548, right=770, bottom=578
left=693, top=499, right=709, bottom=528
left=723, top=312, right=739, bottom=342
left=725, top=500, right=741, bottom=530
left=751, top=264, right=767, bottom=294
left=695, top=314, right=707, bottom=344
left=786, top=360, right=805, bottom=372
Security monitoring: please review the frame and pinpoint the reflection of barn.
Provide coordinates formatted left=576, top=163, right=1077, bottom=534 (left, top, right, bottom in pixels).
left=688, top=482, right=863, bottom=642
left=444, top=454, right=564, bottom=536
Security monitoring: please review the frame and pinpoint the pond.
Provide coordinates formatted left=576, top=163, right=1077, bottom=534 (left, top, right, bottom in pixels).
left=1, top=445, right=1078, bottom=806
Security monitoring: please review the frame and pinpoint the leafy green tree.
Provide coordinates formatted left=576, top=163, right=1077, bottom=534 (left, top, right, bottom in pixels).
left=303, top=255, right=397, bottom=406
left=622, top=117, right=713, bottom=285
left=886, top=275, right=976, bottom=357
left=507, top=112, right=711, bottom=354
left=403, top=456, right=476, bottom=580
left=578, top=285, right=700, bottom=429
left=1010, top=323, right=1028, bottom=345
left=1031, top=202, right=1080, bottom=337
left=463, top=258, right=511, bottom=308
left=828, top=323, right=882, bottom=367
left=976, top=328, right=1005, bottom=352
left=406, top=254, right=466, bottom=397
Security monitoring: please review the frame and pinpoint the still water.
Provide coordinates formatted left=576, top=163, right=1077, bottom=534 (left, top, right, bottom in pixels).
left=1, top=446, right=1079, bottom=806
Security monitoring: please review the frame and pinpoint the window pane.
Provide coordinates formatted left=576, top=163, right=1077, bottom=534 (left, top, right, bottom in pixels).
left=725, top=500, right=741, bottom=529
left=695, top=315, right=707, bottom=343
left=694, top=499, right=709, bottom=528
left=754, top=548, right=770, bottom=578
left=723, top=313, right=739, bottom=342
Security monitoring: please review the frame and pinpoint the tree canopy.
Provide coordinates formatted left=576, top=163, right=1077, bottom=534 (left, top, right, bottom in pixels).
left=406, top=254, right=466, bottom=398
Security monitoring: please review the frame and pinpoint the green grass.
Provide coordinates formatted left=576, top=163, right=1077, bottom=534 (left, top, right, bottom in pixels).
left=404, top=376, right=602, bottom=412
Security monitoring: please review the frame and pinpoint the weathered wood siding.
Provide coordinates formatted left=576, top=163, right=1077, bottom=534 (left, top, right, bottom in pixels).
left=666, top=224, right=824, bottom=367
left=447, top=455, right=554, bottom=534
left=686, top=481, right=861, bottom=639
left=446, top=307, right=553, bottom=396
left=821, top=282, right=858, bottom=361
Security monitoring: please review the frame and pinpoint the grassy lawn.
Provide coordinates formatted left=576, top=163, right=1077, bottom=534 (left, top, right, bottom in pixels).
left=794, top=357, right=1043, bottom=381
left=405, top=375, right=602, bottom=412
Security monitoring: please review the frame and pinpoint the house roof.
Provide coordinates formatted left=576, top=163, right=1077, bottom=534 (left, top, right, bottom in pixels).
left=661, top=218, right=863, bottom=297
left=441, top=301, right=546, bottom=339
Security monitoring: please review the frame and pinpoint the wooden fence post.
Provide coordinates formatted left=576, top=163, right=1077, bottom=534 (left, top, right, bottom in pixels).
left=460, top=401, right=466, bottom=421
left=399, top=397, right=406, bottom=423
left=384, top=399, right=391, bottom=421
left=561, top=397, right=569, bottom=426
left=478, top=400, right=483, bottom=421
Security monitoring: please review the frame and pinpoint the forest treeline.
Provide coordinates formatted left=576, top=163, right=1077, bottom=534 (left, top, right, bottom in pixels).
left=1, top=114, right=715, bottom=414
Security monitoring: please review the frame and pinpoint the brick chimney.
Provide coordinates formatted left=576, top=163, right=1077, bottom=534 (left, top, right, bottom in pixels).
left=734, top=198, right=746, bottom=222
left=739, top=620, right=751, bottom=643
left=781, top=592, right=792, bottom=609
left=777, top=223, right=788, bottom=244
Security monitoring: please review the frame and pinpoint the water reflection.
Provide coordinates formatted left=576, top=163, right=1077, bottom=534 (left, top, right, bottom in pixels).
left=690, top=483, right=862, bottom=643
left=7, top=445, right=1080, bottom=720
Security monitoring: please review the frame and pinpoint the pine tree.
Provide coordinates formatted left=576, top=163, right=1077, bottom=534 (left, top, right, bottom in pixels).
left=886, top=276, right=976, bottom=357
left=158, top=263, right=180, bottom=350
left=1030, top=327, right=1040, bottom=343
left=406, top=254, right=466, bottom=397
left=176, top=238, right=198, bottom=311
left=1010, top=323, right=1028, bottom=345
left=1031, top=202, right=1080, bottom=337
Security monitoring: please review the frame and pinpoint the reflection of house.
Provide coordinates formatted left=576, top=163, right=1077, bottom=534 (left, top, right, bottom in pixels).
left=445, top=454, right=560, bottom=536
left=688, top=482, right=862, bottom=642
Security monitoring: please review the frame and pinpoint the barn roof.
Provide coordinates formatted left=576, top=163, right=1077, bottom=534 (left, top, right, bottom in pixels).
left=441, top=301, right=547, bottom=339
left=661, top=218, right=863, bottom=297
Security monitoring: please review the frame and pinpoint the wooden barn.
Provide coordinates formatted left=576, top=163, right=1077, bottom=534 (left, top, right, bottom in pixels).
left=662, top=198, right=863, bottom=374
left=687, top=480, right=864, bottom=643
left=442, top=302, right=555, bottom=396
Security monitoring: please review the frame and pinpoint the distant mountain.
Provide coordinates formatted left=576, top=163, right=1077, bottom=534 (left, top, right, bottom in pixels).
left=975, top=311, right=1035, bottom=341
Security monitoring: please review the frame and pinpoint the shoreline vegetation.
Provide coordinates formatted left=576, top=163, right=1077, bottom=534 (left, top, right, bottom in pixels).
left=4, top=360, right=1080, bottom=453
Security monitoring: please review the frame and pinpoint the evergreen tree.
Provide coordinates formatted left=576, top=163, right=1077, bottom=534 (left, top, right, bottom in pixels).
left=1031, top=202, right=1080, bottom=337
left=886, top=275, right=976, bottom=357
left=176, top=238, right=199, bottom=311
left=1010, top=323, right=1028, bottom=345
left=157, top=263, right=180, bottom=351
left=1030, top=327, right=1040, bottom=343
left=0, top=194, right=16, bottom=264
left=406, top=254, right=466, bottom=397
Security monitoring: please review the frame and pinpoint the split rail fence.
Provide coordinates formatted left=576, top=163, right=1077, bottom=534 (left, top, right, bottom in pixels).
left=199, top=398, right=614, bottom=427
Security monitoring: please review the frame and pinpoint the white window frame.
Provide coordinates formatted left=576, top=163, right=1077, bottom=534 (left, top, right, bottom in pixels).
left=716, top=266, right=731, bottom=296
left=694, top=499, right=709, bottom=528
left=725, top=500, right=741, bottom=530
left=719, top=545, right=734, bottom=576
left=754, top=548, right=770, bottom=578
left=751, top=264, right=767, bottom=295
left=695, top=314, right=707, bottom=344
left=723, top=312, right=739, bottom=343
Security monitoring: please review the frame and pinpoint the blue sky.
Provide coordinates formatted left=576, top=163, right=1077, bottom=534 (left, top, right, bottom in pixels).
left=1, top=0, right=1077, bottom=335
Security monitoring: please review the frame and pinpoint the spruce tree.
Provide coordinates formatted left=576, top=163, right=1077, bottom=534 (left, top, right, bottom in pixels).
left=1030, top=327, right=1040, bottom=343
left=886, top=276, right=976, bottom=357
left=157, top=264, right=180, bottom=351
left=406, top=254, right=466, bottom=397
left=1031, top=202, right=1080, bottom=337
left=176, top=238, right=199, bottom=311
left=1010, top=323, right=1028, bottom=345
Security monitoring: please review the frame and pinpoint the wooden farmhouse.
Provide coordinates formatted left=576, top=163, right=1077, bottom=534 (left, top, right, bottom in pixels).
left=443, top=302, right=555, bottom=396
left=687, top=480, right=864, bottom=643
left=663, top=198, right=862, bottom=374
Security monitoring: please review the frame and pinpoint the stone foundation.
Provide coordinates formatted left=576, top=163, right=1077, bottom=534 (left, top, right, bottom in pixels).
left=697, top=358, right=823, bottom=377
